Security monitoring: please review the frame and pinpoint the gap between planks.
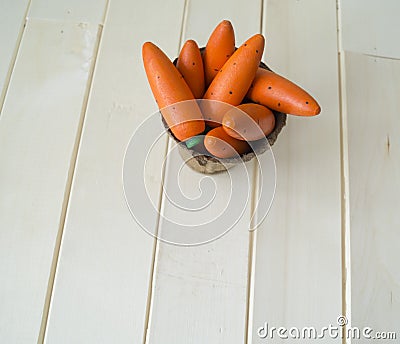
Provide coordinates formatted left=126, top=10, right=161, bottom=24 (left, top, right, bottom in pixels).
left=336, top=1, right=352, bottom=343
left=142, top=0, right=190, bottom=343
left=0, top=0, right=32, bottom=117
left=37, top=1, right=111, bottom=342
left=141, top=125, right=171, bottom=344
left=245, top=2, right=265, bottom=343
left=245, top=159, right=260, bottom=344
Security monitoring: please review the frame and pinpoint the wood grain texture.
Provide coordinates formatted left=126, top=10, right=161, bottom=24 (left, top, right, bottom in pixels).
left=0, top=19, right=99, bottom=343
left=28, top=0, right=108, bottom=23
left=146, top=0, right=263, bottom=342
left=0, top=0, right=30, bottom=110
left=340, top=0, right=400, bottom=59
left=44, top=0, right=186, bottom=343
left=345, top=51, right=400, bottom=341
left=250, top=0, right=342, bottom=342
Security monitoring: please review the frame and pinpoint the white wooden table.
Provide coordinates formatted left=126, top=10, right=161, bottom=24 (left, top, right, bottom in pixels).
left=0, top=0, right=399, bottom=343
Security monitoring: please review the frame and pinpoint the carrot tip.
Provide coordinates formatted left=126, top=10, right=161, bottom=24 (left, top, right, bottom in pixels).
left=142, top=41, right=153, bottom=50
left=220, top=20, right=233, bottom=27
left=184, top=39, right=198, bottom=47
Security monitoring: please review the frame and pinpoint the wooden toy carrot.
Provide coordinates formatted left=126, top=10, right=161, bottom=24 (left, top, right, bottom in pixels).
left=202, top=20, right=235, bottom=87
left=176, top=40, right=205, bottom=98
left=202, top=34, right=265, bottom=126
left=142, top=42, right=205, bottom=141
left=246, top=68, right=321, bottom=116
left=222, top=103, right=275, bottom=141
left=204, top=126, right=250, bottom=158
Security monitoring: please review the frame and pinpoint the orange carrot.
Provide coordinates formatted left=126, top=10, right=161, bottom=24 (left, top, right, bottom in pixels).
left=203, top=34, right=265, bottom=126
left=204, top=126, right=250, bottom=158
left=246, top=68, right=321, bottom=116
left=142, top=42, right=205, bottom=141
left=202, top=20, right=235, bottom=87
left=222, top=103, right=275, bottom=141
left=176, top=40, right=205, bottom=98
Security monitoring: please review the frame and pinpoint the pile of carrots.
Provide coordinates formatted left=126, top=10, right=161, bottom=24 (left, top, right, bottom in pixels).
left=142, top=20, right=320, bottom=159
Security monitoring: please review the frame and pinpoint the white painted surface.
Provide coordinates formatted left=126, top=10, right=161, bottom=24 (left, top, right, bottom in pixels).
left=345, top=51, right=400, bottom=341
left=0, top=19, right=98, bottom=343
left=0, top=0, right=30, bottom=107
left=341, top=0, right=400, bottom=59
left=184, top=0, right=262, bottom=45
left=146, top=149, right=256, bottom=342
left=251, top=0, right=342, bottom=342
left=44, top=0, right=186, bottom=343
left=28, top=0, right=107, bottom=23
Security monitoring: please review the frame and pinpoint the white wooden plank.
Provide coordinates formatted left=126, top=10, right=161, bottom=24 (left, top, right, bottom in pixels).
left=0, top=0, right=30, bottom=109
left=341, top=0, right=400, bottom=59
left=44, top=0, right=186, bottom=343
left=146, top=146, right=262, bottom=343
left=250, top=0, right=342, bottom=342
left=184, top=0, right=262, bottom=46
left=28, top=0, right=107, bottom=23
left=0, top=19, right=99, bottom=343
left=345, top=52, right=400, bottom=340
left=146, top=0, right=263, bottom=342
